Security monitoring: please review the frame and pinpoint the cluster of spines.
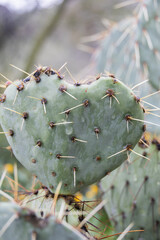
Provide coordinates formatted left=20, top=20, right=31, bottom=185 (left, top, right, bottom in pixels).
left=102, top=132, right=160, bottom=239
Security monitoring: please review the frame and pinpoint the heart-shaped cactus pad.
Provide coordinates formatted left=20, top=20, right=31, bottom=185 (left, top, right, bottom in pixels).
left=0, top=67, right=144, bottom=194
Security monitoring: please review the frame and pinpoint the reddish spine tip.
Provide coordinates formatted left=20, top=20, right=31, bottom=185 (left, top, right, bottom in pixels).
left=83, top=99, right=89, bottom=107
left=125, top=114, right=131, bottom=121
left=71, top=136, right=76, bottom=142
left=124, top=144, right=132, bottom=151
left=36, top=140, right=42, bottom=147
left=94, top=127, right=100, bottom=134
left=41, top=98, right=47, bottom=105
left=17, top=83, right=24, bottom=91
left=106, top=89, right=114, bottom=97
left=49, top=122, right=55, bottom=128
left=51, top=171, right=56, bottom=177
left=56, top=154, right=61, bottom=159
left=31, top=159, right=36, bottom=164
left=23, top=112, right=29, bottom=119
left=0, top=94, right=6, bottom=103
left=96, top=156, right=101, bottom=161
left=59, top=85, right=67, bottom=92
left=9, top=129, right=14, bottom=136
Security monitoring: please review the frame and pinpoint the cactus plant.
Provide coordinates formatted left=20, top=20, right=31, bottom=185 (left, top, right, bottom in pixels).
left=97, top=0, right=160, bottom=90
left=101, top=133, right=160, bottom=240
left=0, top=202, right=86, bottom=240
left=96, top=0, right=160, bottom=133
left=97, top=18, right=139, bottom=84
left=0, top=67, right=144, bottom=195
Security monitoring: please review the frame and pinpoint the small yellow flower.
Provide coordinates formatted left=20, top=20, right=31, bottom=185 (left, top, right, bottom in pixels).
left=86, top=184, right=99, bottom=199
left=75, top=192, right=83, bottom=201
left=4, top=164, right=14, bottom=174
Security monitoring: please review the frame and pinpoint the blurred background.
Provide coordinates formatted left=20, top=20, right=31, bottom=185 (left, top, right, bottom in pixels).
left=0, top=0, right=134, bottom=80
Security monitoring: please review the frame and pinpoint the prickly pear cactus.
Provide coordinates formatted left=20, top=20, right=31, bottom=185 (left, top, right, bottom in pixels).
left=96, top=1, right=160, bottom=132
left=97, top=0, right=160, bottom=90
left=101, top=134, right=160, bottom=240
left=0, top=67, right=144, bottom=194
left=0, top=202, right=85, bottom=240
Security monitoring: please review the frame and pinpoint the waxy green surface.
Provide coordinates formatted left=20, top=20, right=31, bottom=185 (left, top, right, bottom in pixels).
left=97, top=0, right=160, bottom=90
left=101, top=137, right=160, bottom=240
left=0, top=69, right=144, bottom=194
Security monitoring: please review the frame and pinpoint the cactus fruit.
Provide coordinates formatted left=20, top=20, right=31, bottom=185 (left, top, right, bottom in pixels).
left=0, top=67, right=144, bottom=194
left=97, top=0, right=160, bottom=90
left=101, top=133, right=160, bottom=240
left=0, top=202, right=85, bottom=240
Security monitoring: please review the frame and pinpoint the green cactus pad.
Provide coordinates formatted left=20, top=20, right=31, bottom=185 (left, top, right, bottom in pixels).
left=0, top=202, right=85, bottom=240
left=97, top=0, right=160, bottom=90
left=138, top=0, right=160, bottom=90
left=97, top=18, right=138, bottom=85
left=0, top=67, right=144, bottom=194
left=97, top=19, right=160, bottom=131
left=101, top=134, right=160, bottom=240
left=96, top=4, right=160, bottom=132
left=0, top=124, right=32, bottom=190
